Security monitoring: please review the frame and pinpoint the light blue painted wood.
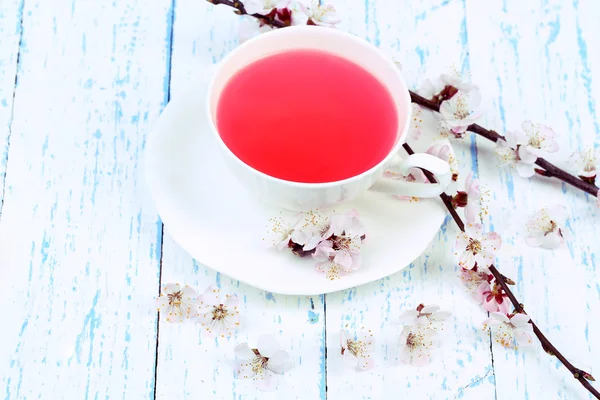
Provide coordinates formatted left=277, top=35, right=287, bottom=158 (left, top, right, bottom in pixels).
left=1, top=0, right=599, bottom=398
left=0, top=0, right=171, bottom=397
left=153, top=2, right=326, bottom=399
left=324, top=1, right=497, bottom=399
left=466, top=0, right=600, bottom=398
left=0, top=0, right=23, bottom=211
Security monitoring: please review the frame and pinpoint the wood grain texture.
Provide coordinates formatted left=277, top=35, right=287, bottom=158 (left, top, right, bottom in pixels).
left=0, top=0, right=23, bottom=210
left=1, top=0, right=599, bottom=399
left=0, top=0, right=171, bottom=397
left=324, top=1, right=497, bottom=399
left=153, top=2, right=326, bottom=399
left=466, top=0, right=600, bottom=398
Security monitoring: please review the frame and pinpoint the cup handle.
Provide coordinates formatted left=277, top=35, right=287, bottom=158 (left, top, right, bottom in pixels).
left=369, top=153, right=451, bottom=197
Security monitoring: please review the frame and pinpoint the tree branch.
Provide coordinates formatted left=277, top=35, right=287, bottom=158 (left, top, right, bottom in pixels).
left=409, top=90, right=599, bottom=198
left=403, top=143, right=598, bottom=398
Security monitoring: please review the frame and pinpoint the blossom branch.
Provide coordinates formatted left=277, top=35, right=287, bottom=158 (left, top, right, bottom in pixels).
left=404, top=142, right=599, bottom=399
left=409, top=91, right=599, bottom=198
left=206, top=0, right=288, bottom=28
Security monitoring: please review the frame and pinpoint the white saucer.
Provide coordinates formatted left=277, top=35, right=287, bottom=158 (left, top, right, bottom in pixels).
left=144, top=72, right=447, bottom=295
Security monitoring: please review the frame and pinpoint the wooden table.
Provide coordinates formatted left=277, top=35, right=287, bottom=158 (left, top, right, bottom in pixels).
left=2, top=0, right=599, bottom=398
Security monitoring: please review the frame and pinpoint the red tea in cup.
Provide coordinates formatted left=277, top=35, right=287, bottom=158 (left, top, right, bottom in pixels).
left=216, top=49, right=399, bottom=183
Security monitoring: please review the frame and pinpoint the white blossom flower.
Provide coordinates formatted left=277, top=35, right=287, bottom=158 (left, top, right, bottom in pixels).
left=195, top=285, right=240, bottom=338
left=460, top=267, right=492, bottom=301
left=455, top=223, right=501, bottom=270
left=340, top=329, right=375, bottom=370
left=525, top=205, right=566, bottom=249
left=155, top=283, right=199, bottom=323
left=264, top=215, right=299, bottom=250
left=313, top=248, right=344, bottom=280
left=299, top=0, right=340, bottom=27
left=426, top=139, right=459, bottom=182
left=399, top=304, right=451, bottom=327
left=439, top=89, right=482, bottom=135
left=463, top=172, right=481, bottom=224
left=239, top=17, right=274, bottom=44
left=569, top=147, right=600, bottom=180
left=519, top=120, right=559, bottom=160
left=234, top=335, right=294, bottom=391
left=243, top=0, right=289, bottom=15
left=399, top=325, right=440, bottom=366
left=314, top=210, right=365, bottom=272
left=417, top=74, right=476, bottom=102
left=495, top=130, right=537, bottom=178
left=483, top=312, right=534, bottom=349
left=290, top=211, right=331, bottom=251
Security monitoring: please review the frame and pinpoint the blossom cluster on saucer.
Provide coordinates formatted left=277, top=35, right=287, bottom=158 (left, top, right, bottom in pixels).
left=398, top=304, right=451, bottom=366
left=265, top=209, right=367, bottom=280
left=156, top=283, right=241, bottom=337
left=233, top=335, right=294, bottom=391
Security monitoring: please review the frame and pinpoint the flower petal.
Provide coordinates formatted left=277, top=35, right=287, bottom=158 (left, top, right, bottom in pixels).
left=509, top=314, right=531, bottom=328
left=156, top=296, right=170, bottom=312
left=514, top=330, right=533, bottom=347
left=420, top=304, right=440, bottom=314
left=163, top=282, right=181, bottom=294
left=515, top=162, right=536, bottom=178
left=357, top=355, right=375, bottom=371
left=200, top=285, right=220, bottom=306
left=234, top=359, right=257, bottom=380
left=267, top=350, right=293, bottom=374
left=234, top=343, right=256, bottom=360
left=257, top=335, right=280, bottom=358
left=431, top=310, right=452, bottom=321
left=490, top=312, right=510, bottom=323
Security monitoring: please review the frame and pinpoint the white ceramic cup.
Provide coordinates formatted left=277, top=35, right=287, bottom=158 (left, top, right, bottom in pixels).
left=206, top=25, right=451, bottom=212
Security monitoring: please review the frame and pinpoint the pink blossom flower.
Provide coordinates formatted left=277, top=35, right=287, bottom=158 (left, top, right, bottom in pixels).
left=340, top=329, right=375, bottom=370
left=483, top=312, right=534, bottom=349
left=399, top=325, right=440, bottom=366
left=234, top=335, right=294, bottom=391
left=477, top=283, right=510, bottom=314
left=455, top=224, right=502, bottom=270
left=459, top=267, right=493, bottom=301
left=463, top=172, right=481, bottom=224
left=264, top=215, right=300, bottom=250
left=313, top=210, right=365, bottom=273
left=439, top=90, right=482, bottom=135
left=155, top=283, right=199, bottom=323
left=525, top=205, right=566, bottom=249
left=299, top=0, right=340, bottom=27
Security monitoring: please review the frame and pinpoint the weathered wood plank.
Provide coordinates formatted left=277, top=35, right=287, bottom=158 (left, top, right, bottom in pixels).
left=154, top=2, right=326, bottom=398
left=466, top=0, right=600, bottom=398
left=325, top=1, right=497, bottom=399
left=0, top=0, right=171, bottom=397
left=0, top=0, right=23, bottom=209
